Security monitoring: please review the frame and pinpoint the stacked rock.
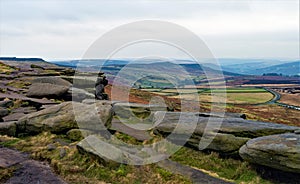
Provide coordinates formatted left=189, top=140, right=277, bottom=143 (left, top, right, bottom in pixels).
left=95, top=72, right=109, bottom=100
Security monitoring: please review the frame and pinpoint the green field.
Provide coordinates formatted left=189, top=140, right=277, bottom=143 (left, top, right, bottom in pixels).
left=142, top=87, right=274, bottom=105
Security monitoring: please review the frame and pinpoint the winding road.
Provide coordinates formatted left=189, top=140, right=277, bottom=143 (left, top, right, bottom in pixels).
left=264, top=88, right=300, bottom=111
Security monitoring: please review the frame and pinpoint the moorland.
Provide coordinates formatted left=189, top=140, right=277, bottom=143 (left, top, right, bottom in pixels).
left=0, top=57, right=299, bottom=184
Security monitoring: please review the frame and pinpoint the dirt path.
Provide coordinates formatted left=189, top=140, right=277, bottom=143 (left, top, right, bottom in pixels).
left=0, top=147, right=66, bottom=184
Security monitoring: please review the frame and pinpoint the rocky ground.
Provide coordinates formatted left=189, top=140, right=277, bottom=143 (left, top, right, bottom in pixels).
left=0, top=59, right=300, bottom=183
left=0, top=147, right=66, bottom=184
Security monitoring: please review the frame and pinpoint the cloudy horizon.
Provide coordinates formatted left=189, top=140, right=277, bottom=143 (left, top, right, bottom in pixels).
left=0, top=0, right=299, bottom=61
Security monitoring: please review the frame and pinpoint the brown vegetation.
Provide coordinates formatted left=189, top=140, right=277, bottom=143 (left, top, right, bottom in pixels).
left=278, top=92, right=300, bottom=107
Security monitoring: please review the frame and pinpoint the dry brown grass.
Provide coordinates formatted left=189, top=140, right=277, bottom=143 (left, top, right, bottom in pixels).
left=8, top=132, right=190, bottom=184
left=121, top=86, right=299, bottom=127
left=226, top=104, right=300, bottom=127
left=278, top=92, right=300, bottom=107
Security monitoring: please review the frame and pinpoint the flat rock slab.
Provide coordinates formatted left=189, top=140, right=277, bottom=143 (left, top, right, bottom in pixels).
left=198, top=112, right=246, bottom=119
left=0, top=100, right=13, bottom=108
left=31, top=77, right=71, bottom=87
left=0, top=121, right=17, bottom=136
left=158, top=159, right=232, bottom=184
left=153, top=111, right=299, bottom=153
left=16, top=101, right=113, bottom=135
left=3, top=113, right=26, bottom=122
left=0, top=92, right=58, bottom=105
left=0, top=147, right=66, bottom=183
left=110, top=118, right=152, bottom=141
left=0, top=148, right=27, bottom=168
left=4, top=160, right=66, bottom=184
left=0, top=108, right=9, bottom=117
left=11, top=107, right=37, bottom=114
left=27, top=83, right=69, bottom=98
left=0, top=74, right=17, bottom=80
left=113, top=102, right=167, bottom=119
left=239, top=133, right=300, bottom=173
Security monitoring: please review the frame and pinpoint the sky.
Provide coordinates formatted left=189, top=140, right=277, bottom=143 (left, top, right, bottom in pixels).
left=0, top=0, right=299, bottom=61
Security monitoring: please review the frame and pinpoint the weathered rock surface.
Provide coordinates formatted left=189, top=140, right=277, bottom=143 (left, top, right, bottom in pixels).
left=113, top=102, right=167, bottom=119
left=0, top=121, right=17, bottom=136
left=82, top=99, right=96, bottom=104
left=65, top=76, right=96, bottom=88
left=239, top=133, right=300, bottom=173
left=110, top=118, right=152, bottom=141
left=0, top=108, right=9, bottom=117
left=0, top=148, right=67, bottom=184
left=0, top=100, right=13, bottom=108
left=27, top=83, right=69, bottom=98
left=17, top=102, right=76, bottom=134
left=158, top=159, right=232, bottom=184
left=0, top=147, right=27, bottom=168
left=0, top=92, right=58, bottom=107
left=3, top=112, right=26, bottom=122
left=77, top=135, right=144, bottom=166
left=198, top=112, right=246, bottom=119
left=31, top=77, right=71, bottom=87
left=75, top=101, right=113, bottom=130
left=188, top=133, right=250, bottom=153
left=22, top=71, right=61, bottom=76
left=67, top=87, right=95, bottom=102
left=16, top=101, right=113, bottom=135
left=153, top=112, right=299, bottom=153
left=76, top=135, right=121, bottom=167
left=11, top=107, right=37, bottom=114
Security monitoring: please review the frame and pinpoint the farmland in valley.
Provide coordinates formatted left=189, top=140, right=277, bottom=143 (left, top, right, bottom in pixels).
left=142, top=87, right=274, bottom=105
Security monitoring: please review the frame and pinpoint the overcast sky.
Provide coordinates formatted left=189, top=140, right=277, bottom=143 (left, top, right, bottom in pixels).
left=0, top=0, right=299, bottom=60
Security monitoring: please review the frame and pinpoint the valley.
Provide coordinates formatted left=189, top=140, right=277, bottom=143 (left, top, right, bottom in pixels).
left=0, top=57, right=299, bottom=184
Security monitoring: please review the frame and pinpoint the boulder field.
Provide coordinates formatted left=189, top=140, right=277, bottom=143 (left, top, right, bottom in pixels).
left=1, top=100, right=299, bottom=173
left=0, top=60, right=299, bottom=174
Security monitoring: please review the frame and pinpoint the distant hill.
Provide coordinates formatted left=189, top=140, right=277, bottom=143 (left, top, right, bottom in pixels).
left=0, top=57, right=45, bottom=62
left=50, top=59, right=241, bottom=77
left=0, top=57, right=58, bottom=69
left=51, top=59, right=129, bottom=68
left=221, top=59, right=299, bottom=76
left=250, top=61, right=300, bottom=76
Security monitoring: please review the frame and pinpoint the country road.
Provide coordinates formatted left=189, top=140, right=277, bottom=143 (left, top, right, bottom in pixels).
left=264, top=88, right=300, bottom=111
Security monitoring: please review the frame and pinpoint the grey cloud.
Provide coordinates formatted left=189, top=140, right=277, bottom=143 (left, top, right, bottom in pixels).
left=0, top=0, right=299, bottom=59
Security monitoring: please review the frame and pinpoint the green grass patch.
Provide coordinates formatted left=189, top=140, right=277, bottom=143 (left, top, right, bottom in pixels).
left=170, top=147, right=272, bottom=184
left=0, top=62, right=17, bottom=74
left=203, top=88, right=267, bottom=93
left=6, top=80, right=31, bottom=89
left=11, top=132, right=190, bottom=184
left=0, top=138, right=20, bottom=147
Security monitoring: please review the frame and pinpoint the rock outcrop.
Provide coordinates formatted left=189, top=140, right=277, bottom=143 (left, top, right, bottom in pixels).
left=31, top=77, right=71, bottom=87
left=239, top=133, right=300, bottom=173
left=0, top=92, right=58, bottom=109
left=27, top=83, right=69, bottom=98
left=76, top=135, right=149, bottom=166
left=0, top=100, right=13, bottom=108
left=113, top=102, right=166, bottom=119
left=16, top=101, right=113, bottom=135
left=0, top=108, right=9, bottom=118
left=67, top=87, right=95, bottom=102
left=153, top=111, right=299, bottom=154
left=0, top=121, right=17, bottom=136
